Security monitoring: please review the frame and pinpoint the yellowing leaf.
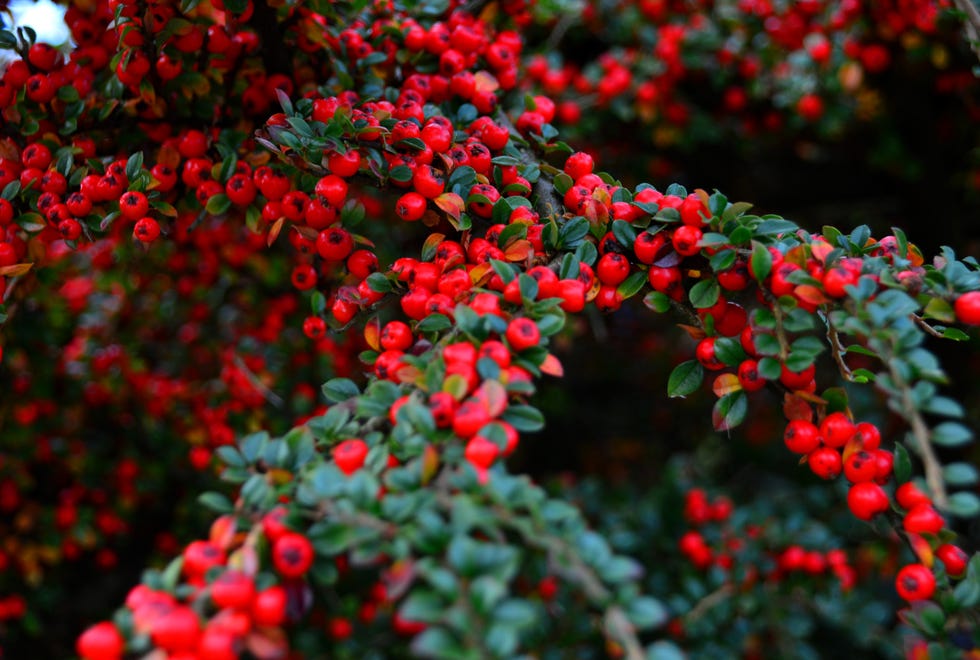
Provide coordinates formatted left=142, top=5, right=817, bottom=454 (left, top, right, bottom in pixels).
left=712, top=373, right=742, bottom=397
left=0, top=262, right=33, bottom=277
left=794, top=285, right=830, bottom=306
left=421, top=445, right=440, bottom=486
left=442, top=373, right=469, bottom=400
left=364, top=316, right=381, bottom=352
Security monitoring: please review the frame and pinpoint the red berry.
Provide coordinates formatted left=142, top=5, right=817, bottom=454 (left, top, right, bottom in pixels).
left=272, top=532, right=315, bottom=578
left=77, top=621, right=124, bottom=660
left=903, top=503, right=945, bottom=535
left=252, top=586, right=288, bottom=626
left=505, top=317, right=540, bottom=352
left=808, top=447, right=842, bottom=480
left=317, top=227, right=354, bottom=261
left=784, top=420, right=820, bottom=454
left=895, top=563, right=935, bottom=601
left=847, top=482, right=889, bottom=520
left=819, top=412, right=855, bottom=448
left=334, top=438, right=369, bottom=475
left=896, top=482, right=931, bottom=510
left=936, top=544, right=968, bottom=578
left=210, top=570, right=255, bottom=610
left=955, top=291, right=980, bottom=325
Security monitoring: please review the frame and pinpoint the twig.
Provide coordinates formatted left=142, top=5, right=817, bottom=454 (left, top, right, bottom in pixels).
left=824, top=313, right=856, bottom=381
left=544, top=14, right=578, bottom=53
left=911, top=313, right=944, bottom=339
left=885, top=355, right=949, bottom=509
left=683, top=583, right=734, bottom=624
left=232, top=353, right=285, bottom=408
left=952, top=0, right=980, bottom=62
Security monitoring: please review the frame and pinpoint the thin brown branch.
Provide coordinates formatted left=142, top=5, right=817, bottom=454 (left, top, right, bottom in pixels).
left=952, top=0, right=980, bottom=62
left=886, top=358, right=949, bottom=509
left=824, top=314, right=856, bottom=381
left=911, top=313, right=945, bottom=339
left=683, top=583, right=734, bottom=624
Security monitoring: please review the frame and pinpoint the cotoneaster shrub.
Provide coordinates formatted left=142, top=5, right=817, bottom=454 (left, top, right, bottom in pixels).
left=0, top=0, right=978, bottom=658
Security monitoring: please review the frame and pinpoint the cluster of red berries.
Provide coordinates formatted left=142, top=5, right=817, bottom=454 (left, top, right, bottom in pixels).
left=678, top=489, right=858, bottom=590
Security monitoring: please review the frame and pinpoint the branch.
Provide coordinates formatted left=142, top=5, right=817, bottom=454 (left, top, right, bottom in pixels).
left=884, top=355, right=949, bottom=509
left=911, top=313, right=944, bottom=339
left=682, top=583, right=734, bottom=624
left=824, top=313, right=856, bottom=382
left=952, top=0, right=980, bottom=62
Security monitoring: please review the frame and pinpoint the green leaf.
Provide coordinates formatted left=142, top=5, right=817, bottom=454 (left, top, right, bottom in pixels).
left=502, top=405, right=544, bottom=432
left=893, top=442, right=912, bottom=484
left=712, top=391, right=747, bottom=431
left=943, top=462, right=979, bottom=487
left=643, top=291, right=672, bottom=313
left=646, top=640, right=686, bottom=660
left=749, top=240, right=772, bottom=283
left=931, top=422, right=973, bottom=448
left=197, top=491, right=233, bottom=513
left=688, top=279, right=720, bottom=309
left=322, top=378, right=360, bottom=403
left=125, top=151, right=144, bottom=180
left=755, top=218, right=798, bottom=235
left=946, top=492, right=980, bottom=518
left=205, top=193, right=232, bottom=216
left=667, top=361, right=703, bottom=398
left=617, top=271, right=648, bottom=300
left=417, top=313, right=452, bottom=333
left=401, top=591, right=446, bottom=624
left=713, top=337, right=746, bottom=366
left=626, top=596, right=668, bottom=630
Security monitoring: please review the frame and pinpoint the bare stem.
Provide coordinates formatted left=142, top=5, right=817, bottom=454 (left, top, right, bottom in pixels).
left=824, top=314, right=856, bottom=382
left=885, top=357, right=949, bottom=508
left=683, top=583, right=734, bottom=624
left=952, top=0, right=980, bottom=62
left=911, top=313, right=945, bottom=339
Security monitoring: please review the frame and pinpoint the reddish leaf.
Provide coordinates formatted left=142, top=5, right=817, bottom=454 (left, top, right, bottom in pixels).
left=246, top=628, right=289, bottom=660
left=504, top=239, right=534, bottom=262
left=782, top=393, right=813, bottom=422
left=267, top=217, right=285, bottom=247
left=540, top=353, right=564, bottom=377
left=476, top=380, right=508, bottom=418
left=794, top=285, right=830, bottom=306
left=421, top=445, right=439, bottom=486
left=434, top=193, right=464, bottom=221
left=209, top=514, right=237, bottom=551
left=473, top=71, right=499, bottom=94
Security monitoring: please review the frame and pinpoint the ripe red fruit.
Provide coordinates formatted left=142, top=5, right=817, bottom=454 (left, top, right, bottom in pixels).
left=936, top=544, right=968, bottom=578
left=954, top=291, right=980, bottom=325
left=77, top=621, right=124, bottom=660
left=505, top=317, right=540, bottom=352
left=895, top=563, right=936, bottom=601
left=847, top=482, right=889, bottom=520
left=896, top=482, right=931, bottom=510
left=695, top=337, right=724, bottom=371
left=819, top=412, right=855, bottom=448
left=134, top=217, right=161, bottom=243
left=843, top=450, right=878, bottom=483
left=808, top=447, right=842, bottom=480
left=780, top=363, right=815, bottom=390
left=151, top=605, right=201, bottom=652
left=783, top=420, right=820, bottom=454
left=210, top=570, right=256, bottom=610
left=334, top=438, right=369, bottom=475
left=252, top=585, right=288, bottom=626
left=396, top=191, right=427, bottom=221
left=272, top=532, right=315, bottom=578
left=452, top=400, right=490, bottom=438
left=736, top=359, right=766, bottom=392
left=317, top=227, right=354, bottom=261
left=903, top=503, right=945, bottom=535
left=596, top=252, right=630, bottom=286
left=465, top=435, right=500, bottom=469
